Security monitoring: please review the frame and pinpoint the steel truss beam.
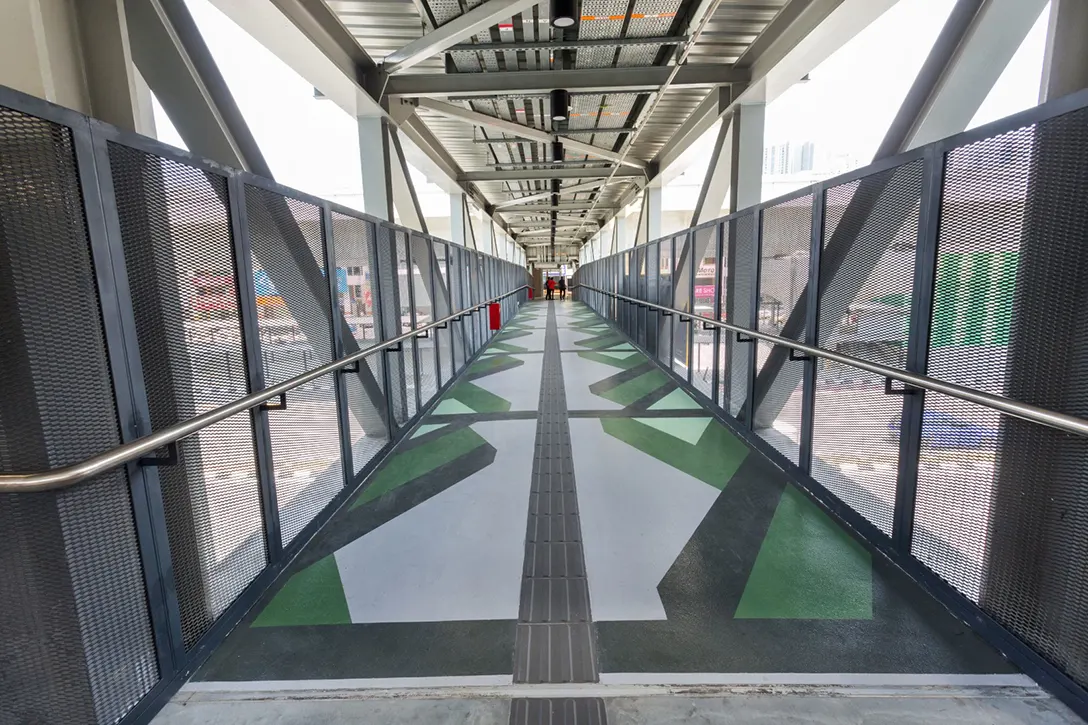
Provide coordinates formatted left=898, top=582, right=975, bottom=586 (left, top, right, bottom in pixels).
left=382, top=0, right=540, bottom=75
left=388, top=65, right=749, bottom=98
left=460, top=167, right=645, bottom=182
left=417, top=98, right=647, bottom=168
left=448, top=36, right=688, bottom=53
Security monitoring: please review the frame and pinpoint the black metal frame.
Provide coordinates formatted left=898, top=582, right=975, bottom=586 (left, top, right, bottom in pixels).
left=572, top=83, right=1088, bottom=723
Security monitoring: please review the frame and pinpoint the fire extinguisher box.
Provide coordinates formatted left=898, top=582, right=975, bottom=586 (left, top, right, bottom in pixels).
left=489, top=302, right=501, bottom=330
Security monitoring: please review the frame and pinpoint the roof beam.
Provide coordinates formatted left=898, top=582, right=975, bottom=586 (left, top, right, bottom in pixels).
left=494, top=180, right=609, bottom=209
left=389, top=65, right=749, bottom=98
left=267, top=0, right=376, bottom=77
left=449, top=36, right=687, bottom=53
left=503, top=202, right=619, bottom=212
left=460, top=167, right=644, bottom=182
left=418, top=98, right=647, bottom=168
left=382, top=0, right=540, bottom=75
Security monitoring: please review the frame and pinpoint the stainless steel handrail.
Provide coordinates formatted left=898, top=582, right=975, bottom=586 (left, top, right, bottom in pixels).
left=576, top=283, right=1088, bottom=439
left=0, top=287, right=529, bottom=493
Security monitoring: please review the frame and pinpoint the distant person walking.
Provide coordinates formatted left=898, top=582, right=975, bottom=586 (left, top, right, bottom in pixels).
left=546, top=276, right=556, bottom=300
left=558, top=276, right=567, bottom=301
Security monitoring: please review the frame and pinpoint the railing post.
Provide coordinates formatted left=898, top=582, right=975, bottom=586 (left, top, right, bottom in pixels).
left=799, top=188, right=826, bottom=474
left=745, top=210, right=763, bottom=430
left=227, top=174, right=283, bottom=563
left=321, top=204, right=355, bottom=492
left=894, top=143, right=945, bottom=553
left=711, top=221, right=725, bottom=409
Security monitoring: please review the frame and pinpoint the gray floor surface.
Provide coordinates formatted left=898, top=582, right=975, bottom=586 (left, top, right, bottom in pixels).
left=155, top=689, right=1083, bottom=724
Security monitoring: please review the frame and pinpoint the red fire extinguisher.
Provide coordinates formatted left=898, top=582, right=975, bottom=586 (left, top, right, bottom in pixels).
left=489, top=302, right=501, bottom=330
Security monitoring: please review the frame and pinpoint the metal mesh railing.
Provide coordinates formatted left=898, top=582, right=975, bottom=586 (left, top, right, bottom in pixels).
left=574, top=89, right=1088, bottom=717
left=0, top=88, right=528, bottom=725
left=1, top=106, right=160, bottom=725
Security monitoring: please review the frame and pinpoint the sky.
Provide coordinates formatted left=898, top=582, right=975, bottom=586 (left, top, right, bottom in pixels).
left=153, top=0, right=1053, bottom=220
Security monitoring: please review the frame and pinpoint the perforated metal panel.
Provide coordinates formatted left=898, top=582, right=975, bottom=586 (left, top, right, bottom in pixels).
left=672, top=233, right=693, bottom=380
left=0, top=108, right=159, bottom=725
left=433, top=241, right=454, bottom=387
left=722, top=213, right=755, bottom=418
left=692, top=226, right=718, bottom=399
left=393, top=231, right=419, bottom=419
left=410, top=235, right=438, bottom=407
left=656, top=239, right=672, bottom=365
left=111, top=144, right=266, bottom=650
left=810, top=161, right=924, bottom=535
left=754, top=197, right=812, bottom=461
left=330, top=211, right=389, bottom=474
left=244, top=185, right=343, bottom=547
left=376, top=226, right=408, bottom=427
left=450, top=246, right=467, bottom=371
left=913, top=109, right=1088, bottom=689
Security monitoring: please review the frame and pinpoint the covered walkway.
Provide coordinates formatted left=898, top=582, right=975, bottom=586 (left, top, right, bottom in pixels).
left=155, top=300, right=1072, bottom=723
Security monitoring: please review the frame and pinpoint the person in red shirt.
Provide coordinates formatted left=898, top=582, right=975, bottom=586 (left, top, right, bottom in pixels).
left=546, top=276, right=556, bottom=300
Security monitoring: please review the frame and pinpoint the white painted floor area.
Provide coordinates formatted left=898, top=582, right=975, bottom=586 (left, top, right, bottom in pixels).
left=561, top=353, right=626, bottom=411
left=334, top=420, right=536, bottom=623
left=569, top=418, right=720, bottom=621
left=470, top=354, right=544, bottom=411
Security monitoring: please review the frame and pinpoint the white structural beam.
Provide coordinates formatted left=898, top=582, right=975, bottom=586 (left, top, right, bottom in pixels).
left=690, top=115, right=733, bottom=225
left=358, top=117, right=395, bottom=222
left=382, top=0, right=539, bottom=75
left=1040, top=0, right=1088, bottom=101
left=730, top=103, right=765, bottom=211
left=418, top=99, right=648, bottom=169
left=389, top=126, right=428, bottom=232
left=449, top=193, right=468, bottom=245
left=495, top=180, right=608, bottom=209
left=207, top=0, right=383, bottom=118
left=906, top=0, right=1050, bottom=150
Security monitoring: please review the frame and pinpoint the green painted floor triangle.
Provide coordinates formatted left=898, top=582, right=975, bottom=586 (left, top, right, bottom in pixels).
left=352, top=426, right=487, bottom=509
left=434, top=399, right=474, bottom=415
left=412, top=423, right=447, bottom=438
left=649, top=388, right=701, bottom=410
left=734, top=486, right=873, bottom=620
left=601, top=417, right=748, bottom=490
left=599, top=369, right=670, bottom=406
left=610, top=343, right=636, bottom=351
left=252, top=555, right=350, bottom=627
left=633, top=417, right=712, bottom=446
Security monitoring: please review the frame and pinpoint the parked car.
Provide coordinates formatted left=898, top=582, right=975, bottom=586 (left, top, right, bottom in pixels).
left=887, top=410, right=999, bottom=448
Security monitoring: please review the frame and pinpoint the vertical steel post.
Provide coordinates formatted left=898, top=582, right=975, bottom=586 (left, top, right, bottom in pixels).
left=227, top=174, right=282, bottom=562
left=368, top=220, right=397, bottom=447
left=894, top=143, right=946, bottom=552
left=745, top=210, right=763, bottom=430
left=711, top=221, right=724, bottom=410
left=321, top=204, right=354, bottom=489
left=799, top=188, right=826, bottom=474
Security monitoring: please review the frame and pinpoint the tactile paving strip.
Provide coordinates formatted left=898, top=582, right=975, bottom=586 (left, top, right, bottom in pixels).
left=514, top=303, right=599, bottom=685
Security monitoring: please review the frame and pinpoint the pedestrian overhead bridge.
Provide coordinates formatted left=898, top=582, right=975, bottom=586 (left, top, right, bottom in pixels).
left=2, top=0, right=1088, bottom=724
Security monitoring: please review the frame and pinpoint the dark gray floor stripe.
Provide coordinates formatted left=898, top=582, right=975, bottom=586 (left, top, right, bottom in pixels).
left=509, top=698, right=607, bottom=725
left=514, top=301, right=600, bottom=691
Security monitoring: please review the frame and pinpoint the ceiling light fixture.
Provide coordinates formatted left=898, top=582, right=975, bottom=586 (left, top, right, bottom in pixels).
left=551, top=0, right=576, bottom=28
left=550, top=89, right=570, bottom=121
left=552, top=141, right=564, bottom=163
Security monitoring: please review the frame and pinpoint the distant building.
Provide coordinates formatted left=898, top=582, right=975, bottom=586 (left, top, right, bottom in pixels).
left=762, top=141, right=816, bottom=175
